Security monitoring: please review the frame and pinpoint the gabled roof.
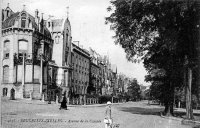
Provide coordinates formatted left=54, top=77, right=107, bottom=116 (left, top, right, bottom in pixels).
left=50, top=18, right=71, bottom=33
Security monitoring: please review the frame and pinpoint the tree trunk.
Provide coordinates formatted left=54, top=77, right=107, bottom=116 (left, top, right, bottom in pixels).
left=164, top=101, right=174, bottom=116
left=185, top=68, right=194, bottom=119
left=163, top=82, right=174, bottom=116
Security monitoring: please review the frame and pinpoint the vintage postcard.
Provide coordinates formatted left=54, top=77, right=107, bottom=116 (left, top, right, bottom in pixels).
left=1, top=0, right=200, bottom=128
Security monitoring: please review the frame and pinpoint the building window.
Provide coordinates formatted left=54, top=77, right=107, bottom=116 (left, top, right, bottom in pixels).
left=4, top=40, right=10, bottom=59
left=18, top=40, right=28, bottom=53
left=21, top=13, right=27, bottom=28
left=3, top=65, right=9, bottom=83
left=6, top=10, right=9, bottom=17
left=4, top=53, right=9, bottom=59
left=48, top=22, right=51, bottom=27
left=4, top=40, right=10, bottom=51
left=28, top=18, right=31, bottom=28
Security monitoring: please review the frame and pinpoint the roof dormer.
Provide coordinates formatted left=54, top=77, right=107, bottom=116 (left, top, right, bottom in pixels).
left=2, top=3, right=14, bottom=21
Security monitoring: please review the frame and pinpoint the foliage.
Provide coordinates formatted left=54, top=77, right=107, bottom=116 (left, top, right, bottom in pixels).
left=98, top=95, right=112, bottom=104
left=127, top=79, right=141, bottom=101
left=106, top=0, right=199, bottom=116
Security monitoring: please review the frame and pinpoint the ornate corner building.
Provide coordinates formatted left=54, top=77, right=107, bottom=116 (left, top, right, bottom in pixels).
left=1, top=5, right=57, bottom=100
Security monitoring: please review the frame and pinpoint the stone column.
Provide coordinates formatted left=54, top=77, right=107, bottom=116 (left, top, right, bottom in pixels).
left=89, top=98, right=92, bottom=104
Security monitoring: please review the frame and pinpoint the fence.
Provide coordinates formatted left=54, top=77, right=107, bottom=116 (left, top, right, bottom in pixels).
left=70, top=98, right=99, bottom=105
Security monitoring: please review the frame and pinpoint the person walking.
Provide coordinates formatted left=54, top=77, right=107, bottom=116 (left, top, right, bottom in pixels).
left=59, top=94, right=67, bottom=110
left=104, top=101, right=112, bottom=128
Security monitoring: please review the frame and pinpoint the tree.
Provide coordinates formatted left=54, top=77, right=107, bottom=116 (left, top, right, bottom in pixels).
left=127, top=79, right=141, bottom=101
left=106, top=0, right=199, bottom=118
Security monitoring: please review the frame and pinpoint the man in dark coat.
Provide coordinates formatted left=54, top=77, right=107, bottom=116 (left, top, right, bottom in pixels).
left=59, top=95, right=67, bottom=110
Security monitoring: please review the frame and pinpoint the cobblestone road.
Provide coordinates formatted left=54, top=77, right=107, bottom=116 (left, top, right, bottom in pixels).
left=1, top=98, right=193, bottom=128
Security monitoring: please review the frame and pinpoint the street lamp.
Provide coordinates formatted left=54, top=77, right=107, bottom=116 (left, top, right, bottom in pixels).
left=21, top=52, right=26, bottom=99
left=39, top=40, right=44, bottom=98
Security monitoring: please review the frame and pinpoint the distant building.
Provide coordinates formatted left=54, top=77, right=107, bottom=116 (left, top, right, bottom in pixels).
left=71, top=43, right=90, bottom=104
left=123, top=77, right=131, bottom=93
left=1, top=5, right=56, bottom=99
left=97, top=55, right=105, bottom=95
left=88, top=48, right=100, bottom=95
left=117, top=73, right=125, bottom=94
left=111, top=64, right=117, bottom=95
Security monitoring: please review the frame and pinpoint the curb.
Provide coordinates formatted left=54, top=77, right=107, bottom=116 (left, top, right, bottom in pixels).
left=181, top=119, right=200, bottom=126
left=160, top=112, right=183, bottom=122
left=160, top=112, right=200, bottom=125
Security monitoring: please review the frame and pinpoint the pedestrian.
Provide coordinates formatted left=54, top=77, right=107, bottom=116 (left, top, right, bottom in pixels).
left=59, top=94, right=67, bottom=110
left=104, top=101, right=112, bottom=128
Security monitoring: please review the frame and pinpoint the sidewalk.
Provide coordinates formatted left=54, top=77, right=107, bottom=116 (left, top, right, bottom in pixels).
left=5, top=97, right=123, bottom=107
left=160, top=107, right=200, bottom=126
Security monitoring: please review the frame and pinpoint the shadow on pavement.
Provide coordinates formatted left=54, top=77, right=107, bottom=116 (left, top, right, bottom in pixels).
left=193, top=125, right=200, bottom=128
left=174, top=111, right=200, bottom=117
left=119, top=106, right=164, bottom=116
left=174, top=111, right=200, bottom=121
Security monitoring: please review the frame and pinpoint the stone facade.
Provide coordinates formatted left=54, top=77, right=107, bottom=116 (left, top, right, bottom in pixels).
left=88, top=48, right=100, bottom=95
left=1, top=5, right=56, bottom=100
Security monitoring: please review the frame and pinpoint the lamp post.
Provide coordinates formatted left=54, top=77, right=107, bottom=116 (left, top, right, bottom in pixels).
left=39, top=40, right=44, bottom=96
left=47, top=63, right=51, bottom=104
left=21, top=52, right=26, bottom=99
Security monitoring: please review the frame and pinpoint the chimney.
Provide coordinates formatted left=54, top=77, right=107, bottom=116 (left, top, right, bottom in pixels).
left=35, top=9, right=39, bottom=18
left=40, top=13, right=44, bottom=34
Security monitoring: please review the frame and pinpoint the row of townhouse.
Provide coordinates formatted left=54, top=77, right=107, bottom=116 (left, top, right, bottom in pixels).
left=1, top=4, right=133, bottom=104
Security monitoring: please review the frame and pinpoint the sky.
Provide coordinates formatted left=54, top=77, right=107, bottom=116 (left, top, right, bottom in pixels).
left=2, top=0, right=149, bottom=86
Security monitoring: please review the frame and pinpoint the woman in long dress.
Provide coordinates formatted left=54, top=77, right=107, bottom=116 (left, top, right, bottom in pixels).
left=104, top=101, right=112, bottom=128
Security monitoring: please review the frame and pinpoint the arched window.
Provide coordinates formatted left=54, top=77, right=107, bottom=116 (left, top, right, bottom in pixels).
left=6, top=10, right=9, bottom=17
left=4, top=40, right=10, bottom=51
left=3, top=65, right=9, bottom=83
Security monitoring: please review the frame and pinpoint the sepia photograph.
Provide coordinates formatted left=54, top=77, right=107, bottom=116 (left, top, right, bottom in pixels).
left=0, top=0, right=200, bottom=128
